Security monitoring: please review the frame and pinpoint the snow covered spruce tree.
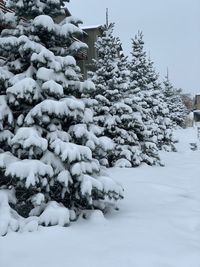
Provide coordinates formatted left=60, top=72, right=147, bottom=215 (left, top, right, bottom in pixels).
left=87, top=23, right=142, bottom=168
left=128, top=32, right=162, bottom=165
left=163, top=75, right=187, bottom=128
left=145, top=57, right=176, bottom=151
left=0, top=0, right=123, bottom=235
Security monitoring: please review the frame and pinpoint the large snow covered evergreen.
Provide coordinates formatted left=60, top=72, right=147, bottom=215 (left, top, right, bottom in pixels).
left=88, top=23, right=142, bottom=168
left=0, top=0, right=123, bottom=236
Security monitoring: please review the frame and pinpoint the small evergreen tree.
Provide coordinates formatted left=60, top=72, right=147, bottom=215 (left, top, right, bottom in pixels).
left=129, top=32, right=161, bottom=165
left=145, top=58, right=176, bottom=151
left=163, top=75, right=187, bottom=127
left=0, top=0, right=123, bottom=235
left=88, top=23, right=142, bottom=167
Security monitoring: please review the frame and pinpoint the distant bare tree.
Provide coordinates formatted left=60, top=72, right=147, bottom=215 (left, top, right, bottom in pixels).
left=181, top=93, right=194, bottom=112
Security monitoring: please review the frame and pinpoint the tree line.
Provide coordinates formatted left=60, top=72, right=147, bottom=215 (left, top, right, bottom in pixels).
left=0, top=0, right=187, bottom=235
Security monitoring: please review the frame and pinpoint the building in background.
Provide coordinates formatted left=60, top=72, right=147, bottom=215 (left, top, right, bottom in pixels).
left=194, top=94, right=200, bottom=110
left=181, top=93, right=194, bottom=112
left=0, top=1, right=88, bottom=66
left=0, top=1, right=106, bottom=79
left=193, top=94, right=200, bottom=122
left=78, top=25, right=103, bottom=79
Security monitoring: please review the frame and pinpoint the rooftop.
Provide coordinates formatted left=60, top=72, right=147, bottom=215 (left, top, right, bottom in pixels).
left=81, top=25, right=103, bottom=30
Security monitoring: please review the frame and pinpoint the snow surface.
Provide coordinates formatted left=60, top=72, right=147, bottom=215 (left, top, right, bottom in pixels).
left=1, top=128, right=200, bottom=267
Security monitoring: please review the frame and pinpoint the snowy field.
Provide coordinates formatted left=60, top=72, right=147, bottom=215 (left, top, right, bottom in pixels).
left=1, top=127, right=200, bottom=267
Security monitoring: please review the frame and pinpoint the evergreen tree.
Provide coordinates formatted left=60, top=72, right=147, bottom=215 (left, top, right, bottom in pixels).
left=145, top=58, right=176, bottom=151
left=0, top=0, right=123, bottom=235
left=88, top=23, right=142, bottom=167
left=129, top=32, right=161, bottom=165
left=163, top=75, right=187, bottom=127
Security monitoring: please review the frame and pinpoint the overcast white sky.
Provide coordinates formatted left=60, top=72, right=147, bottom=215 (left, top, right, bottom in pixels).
left=69, top=0, right=200, bottom=95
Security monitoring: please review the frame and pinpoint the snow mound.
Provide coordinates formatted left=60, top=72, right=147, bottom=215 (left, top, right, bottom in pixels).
left=39, top=201, right=70, bottom=227
left=114, top=158, right=132, bottom=168
left=87, top=210, right=106, bottom=224
left=20, top=217, right=39, bottom=233
left=0, top=189, right=19, bottom=236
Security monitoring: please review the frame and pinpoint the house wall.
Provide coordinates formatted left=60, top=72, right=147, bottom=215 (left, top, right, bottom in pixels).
left=194, top=95, right=200, bottom=110
left=77, top=27, right=103, bottom=79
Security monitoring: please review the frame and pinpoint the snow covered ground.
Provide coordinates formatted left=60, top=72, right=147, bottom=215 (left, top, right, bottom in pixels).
left=1, top=127, right=200, bottom=267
